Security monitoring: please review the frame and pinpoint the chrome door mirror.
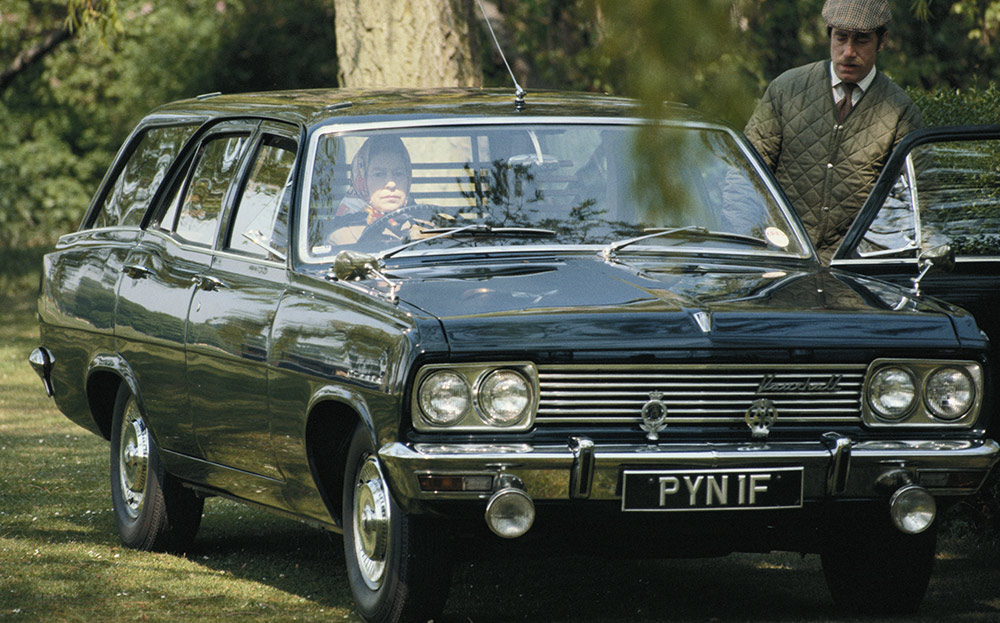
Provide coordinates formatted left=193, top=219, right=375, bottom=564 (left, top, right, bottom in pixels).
left=912, top=244, right=955, bottom=296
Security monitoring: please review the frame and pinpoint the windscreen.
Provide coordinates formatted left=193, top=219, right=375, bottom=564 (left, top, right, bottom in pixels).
left=300, top=123, right=808, bottom=261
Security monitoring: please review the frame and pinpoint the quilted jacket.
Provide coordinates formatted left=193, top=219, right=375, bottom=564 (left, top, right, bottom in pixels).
left=744, top=60, right=923, bottom=261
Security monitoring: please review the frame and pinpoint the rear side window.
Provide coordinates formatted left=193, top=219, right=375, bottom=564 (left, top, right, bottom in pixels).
left=171, top=133, right=252, bottom=247
left=89, top=124, right=195, bottom=229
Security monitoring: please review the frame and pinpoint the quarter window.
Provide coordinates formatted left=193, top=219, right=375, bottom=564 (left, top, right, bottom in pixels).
left=90, top=124, right=195, bottom=229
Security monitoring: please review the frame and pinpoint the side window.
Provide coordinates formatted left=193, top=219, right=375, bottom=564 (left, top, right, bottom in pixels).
left=225, top=135, right=297, bottom=259
left=913, top=140, right=1000, bottom=256
left=90, top=124, right=195, bottom=229
left=857, top=171, right=918, bottom=257
left=173, top=133, right=252, bottom=247
left=860, top=139, right=1000, bottom=257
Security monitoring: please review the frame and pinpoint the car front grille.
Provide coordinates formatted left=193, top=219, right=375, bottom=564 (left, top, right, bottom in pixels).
left=535, top=364, right=867, bottom=426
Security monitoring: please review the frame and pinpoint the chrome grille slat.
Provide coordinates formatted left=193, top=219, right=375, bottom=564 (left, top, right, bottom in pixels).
left=535, top=364, right=866, bottom=427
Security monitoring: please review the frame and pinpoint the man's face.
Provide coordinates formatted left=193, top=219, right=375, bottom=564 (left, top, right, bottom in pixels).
left=830, top=28, right=883, bottom=83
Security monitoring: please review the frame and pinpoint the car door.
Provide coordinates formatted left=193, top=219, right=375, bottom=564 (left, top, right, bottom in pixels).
left=834, top=125, right=1000, bottom=430
left=38, top=122, right=196, bottom=425
left=115, top=121, right=256, bottom=456
left=186, top=123, right=299, bottom=491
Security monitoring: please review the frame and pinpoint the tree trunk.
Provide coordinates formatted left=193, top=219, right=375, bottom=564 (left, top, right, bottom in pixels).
left=334, top=0, right=482, bottom=88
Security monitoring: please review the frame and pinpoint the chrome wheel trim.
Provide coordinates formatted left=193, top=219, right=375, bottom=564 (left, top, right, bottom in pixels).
left=352, top=454, right=391, bottom=589
left=118, top=398, right=149, bottom=519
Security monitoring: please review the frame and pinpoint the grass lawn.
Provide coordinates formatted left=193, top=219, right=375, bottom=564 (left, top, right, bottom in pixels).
left=2, top=245, right=999, bottom=623
left=1, top=247, right=354, bottom=622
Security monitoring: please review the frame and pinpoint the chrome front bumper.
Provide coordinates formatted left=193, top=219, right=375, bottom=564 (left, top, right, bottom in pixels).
left=379, top=435, right=999, bottom=509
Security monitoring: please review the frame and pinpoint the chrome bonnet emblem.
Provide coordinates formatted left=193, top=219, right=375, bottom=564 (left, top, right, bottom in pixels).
left=745, top=398, right=778, bottom=440
left=640, top=391, right=669, bottom=441
left=692, top=310, right=712, bottom=334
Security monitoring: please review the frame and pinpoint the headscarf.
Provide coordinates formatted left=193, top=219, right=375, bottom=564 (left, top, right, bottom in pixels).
left=337, top=135, right=413, bottom=222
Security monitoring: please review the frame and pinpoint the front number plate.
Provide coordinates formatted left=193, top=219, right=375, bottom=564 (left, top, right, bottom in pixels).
left=621, top=467, right=804, bottom=512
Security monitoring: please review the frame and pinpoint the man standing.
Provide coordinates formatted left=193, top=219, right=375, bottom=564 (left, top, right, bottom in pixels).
left=744, top=0, right=923, bottom=262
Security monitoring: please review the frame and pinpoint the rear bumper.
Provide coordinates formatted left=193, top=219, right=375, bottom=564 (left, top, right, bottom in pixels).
left=380, top=435, right=999, bottom=510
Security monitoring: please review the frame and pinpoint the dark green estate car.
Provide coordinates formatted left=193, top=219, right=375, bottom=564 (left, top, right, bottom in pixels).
left=30, top=89, right=1000, bottom=622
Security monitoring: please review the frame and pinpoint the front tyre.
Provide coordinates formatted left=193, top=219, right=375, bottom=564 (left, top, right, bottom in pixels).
left=342, top=424, right=451, bottom=623
left=110, top=383, right=203, bottom=552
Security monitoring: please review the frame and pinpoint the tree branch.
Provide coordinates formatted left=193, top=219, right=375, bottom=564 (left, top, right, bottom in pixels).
left=0, top=27, right=73, bottom=96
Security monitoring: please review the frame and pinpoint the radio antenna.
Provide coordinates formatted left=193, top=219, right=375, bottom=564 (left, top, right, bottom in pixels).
left=476, top=0, right=526, bottom=110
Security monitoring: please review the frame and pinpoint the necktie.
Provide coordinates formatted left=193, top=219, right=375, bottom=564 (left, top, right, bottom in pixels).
left=837, top=82, right=857, bottom=123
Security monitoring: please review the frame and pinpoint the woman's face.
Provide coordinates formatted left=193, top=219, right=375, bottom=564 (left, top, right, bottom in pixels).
left=367, top=150, right=410, bottom=213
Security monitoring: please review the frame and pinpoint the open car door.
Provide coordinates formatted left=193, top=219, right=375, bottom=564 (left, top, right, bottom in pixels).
left=834, top=125, right=1000, bottom=337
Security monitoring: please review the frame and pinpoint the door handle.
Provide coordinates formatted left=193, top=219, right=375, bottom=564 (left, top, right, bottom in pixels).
left=194, top=275, right=229, bottom=291
left=122, top=264, right=153, bottom=279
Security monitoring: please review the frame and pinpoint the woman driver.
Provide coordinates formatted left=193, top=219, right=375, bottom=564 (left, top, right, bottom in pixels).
left=329, top=135, right=432, bottom=245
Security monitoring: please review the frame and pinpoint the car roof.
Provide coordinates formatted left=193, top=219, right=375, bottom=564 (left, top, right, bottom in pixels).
left=148, top=88, right=706, bottom=130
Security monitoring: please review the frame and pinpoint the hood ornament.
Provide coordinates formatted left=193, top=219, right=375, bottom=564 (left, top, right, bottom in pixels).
left=745, top=399, right=778, bottom=440
left=640, top=391, right=669, bottom=441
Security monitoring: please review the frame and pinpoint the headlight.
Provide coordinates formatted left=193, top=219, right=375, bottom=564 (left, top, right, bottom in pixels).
left=868, top=366, right=916, bottom=420
left=417, top=371, right=471, bottom=426
left=863, top=359, right=983, bottom=427
left=925, top=367, right=975, bottom=420
left=478, top=370, right=531, bottom=426
left=411, top=363, right=538, bottom=432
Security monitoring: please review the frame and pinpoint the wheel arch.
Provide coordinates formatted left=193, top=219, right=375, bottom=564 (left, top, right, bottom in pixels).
left=85, top=355, right=143, bottom=441
left=305, top=393, right=374, bottom=526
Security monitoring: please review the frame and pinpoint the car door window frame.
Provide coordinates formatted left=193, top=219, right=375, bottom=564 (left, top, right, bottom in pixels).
left=834, top=124, right=1000, bottom=265
left=147, top=119, right=261, bottom=250
left=220, top=121, right=302, bottom=264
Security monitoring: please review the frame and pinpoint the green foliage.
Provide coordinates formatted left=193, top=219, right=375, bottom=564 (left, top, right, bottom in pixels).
left=909, top=83, right=1000, bottom=126
left=0, top=0, right=337, bottom=248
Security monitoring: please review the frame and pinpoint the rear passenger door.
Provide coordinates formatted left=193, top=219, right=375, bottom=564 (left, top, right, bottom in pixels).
left=186, top=122, right=299, bottom=492
left=41, top=122, right=196, bottom=412
left=115, top=121, right=257, bottom=456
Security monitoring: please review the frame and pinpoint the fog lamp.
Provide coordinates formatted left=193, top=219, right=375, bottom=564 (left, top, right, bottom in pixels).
left=889, top=484, right=936, bottom=534
left=485, top=486, right=535, bottom=538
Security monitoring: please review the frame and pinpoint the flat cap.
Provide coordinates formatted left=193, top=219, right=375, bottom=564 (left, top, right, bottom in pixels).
left=822, top=0, right=891, bottom=31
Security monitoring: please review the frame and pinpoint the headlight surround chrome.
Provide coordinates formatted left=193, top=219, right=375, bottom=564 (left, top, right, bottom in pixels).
left=863, top=360, right=983, bottom=427
left=925, top=367, right=975, bottom=421
left=412, top=363, right=538, bottom=432
left=868, top=367, right=916, bottom=420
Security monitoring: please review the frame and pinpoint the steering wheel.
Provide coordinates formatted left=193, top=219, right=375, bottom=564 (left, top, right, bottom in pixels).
left=355, top=204, right=445, bottom=247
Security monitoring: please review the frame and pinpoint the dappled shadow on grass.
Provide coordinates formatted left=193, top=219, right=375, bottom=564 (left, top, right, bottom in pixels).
left=183, top=499, right=354, bottom=610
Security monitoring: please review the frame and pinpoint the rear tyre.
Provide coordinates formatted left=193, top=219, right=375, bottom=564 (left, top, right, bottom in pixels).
left=110, top=383, right=203, bottom=552
left=821, top=515, right=936, bottom=614
left=342, top=424, right=452, bottom=623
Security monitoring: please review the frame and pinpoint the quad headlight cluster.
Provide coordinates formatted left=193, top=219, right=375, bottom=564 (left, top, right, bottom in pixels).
left=863, top=359, right=983, bottom=427
left=411, top=362, right=538, bottom=432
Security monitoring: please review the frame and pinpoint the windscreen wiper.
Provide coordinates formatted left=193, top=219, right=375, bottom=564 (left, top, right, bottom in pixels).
left=601, top=225, right=768, bottom=261
left=379, top=224, right=556, bottom=261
